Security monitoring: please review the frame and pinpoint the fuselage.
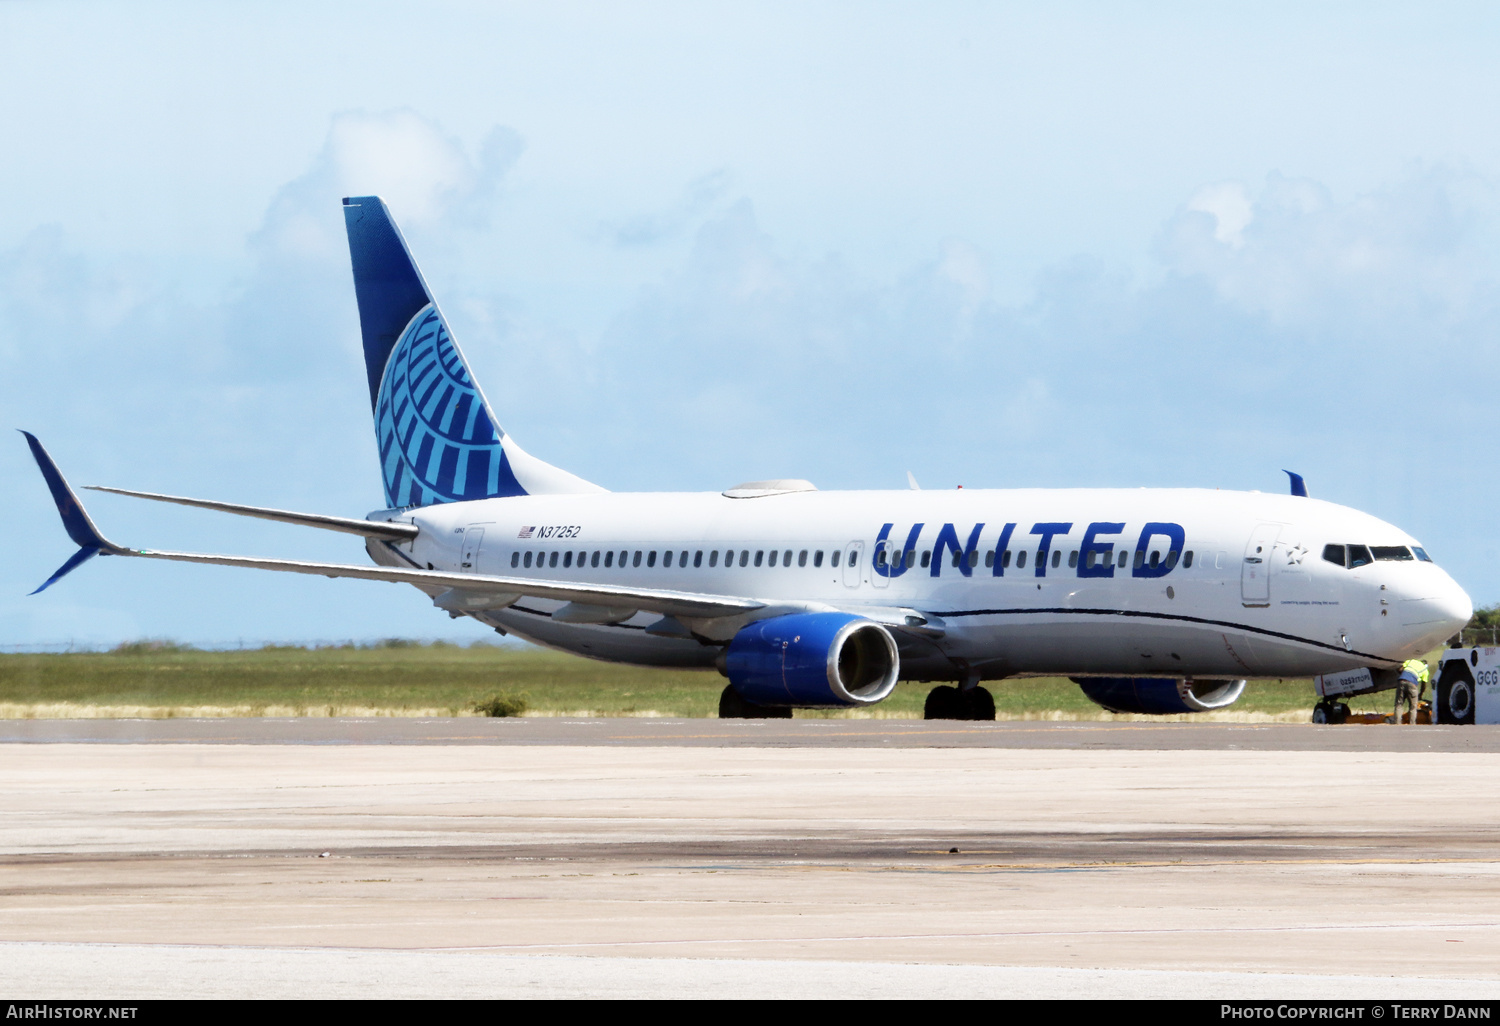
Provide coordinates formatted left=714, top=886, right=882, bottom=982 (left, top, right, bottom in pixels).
left=368, top=485, right=1472, bottom=682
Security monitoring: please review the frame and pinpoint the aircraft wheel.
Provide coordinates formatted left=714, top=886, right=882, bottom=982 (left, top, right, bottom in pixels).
left=963, top=686, right=996, bottom=721
left=718, top=684, right=792, bottom=719
left=1312, top=701, right=1331, bottom=724
left=924, top=685, right=964, bottom=720
left=1331, top=702, right=1350, bottom=724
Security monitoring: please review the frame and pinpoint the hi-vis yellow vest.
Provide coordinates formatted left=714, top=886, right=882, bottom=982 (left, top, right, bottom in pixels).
left=1403, top=658, right=1430, bottom=683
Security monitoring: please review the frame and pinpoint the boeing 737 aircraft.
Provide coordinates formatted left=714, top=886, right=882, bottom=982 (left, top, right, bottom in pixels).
left=22, top=197, right=1474, bottom=719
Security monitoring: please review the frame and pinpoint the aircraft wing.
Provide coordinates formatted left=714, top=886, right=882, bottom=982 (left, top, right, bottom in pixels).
left=22, top=431, right=760, bottom=620
left=122, top=546, right=762, bottom=619
left=84, top=485, right=418, bottom=541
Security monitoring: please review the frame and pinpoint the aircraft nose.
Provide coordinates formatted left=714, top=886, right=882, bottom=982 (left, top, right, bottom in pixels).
left=1437, top=576, right=1474, bottom=636
left=1400, top=571, right=1472, bottom=641
left=1385, top=568, right=1471, bottom=657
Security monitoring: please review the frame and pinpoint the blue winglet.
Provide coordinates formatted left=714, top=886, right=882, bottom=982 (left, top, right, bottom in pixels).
left=1284, top=470, right=1308, bottom=498
left=30, top=544, right=102, bottom=595
left=20, top=431, right=121, bottom=593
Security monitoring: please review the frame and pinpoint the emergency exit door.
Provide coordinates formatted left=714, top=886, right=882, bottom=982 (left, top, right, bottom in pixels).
left=1241, top=523, right=1280, bottom=606
left=844, top=541, right=864, bottom=588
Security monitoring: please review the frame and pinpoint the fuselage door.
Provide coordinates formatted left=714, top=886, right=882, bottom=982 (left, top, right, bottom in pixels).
left=844, top=541, right=864, bottom=588
left=1241, top=523, right=1280, bottom=606
left=461, top=527, right=485, bottom=572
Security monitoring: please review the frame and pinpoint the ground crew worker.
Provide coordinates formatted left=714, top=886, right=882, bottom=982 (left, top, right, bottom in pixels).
left=1395, top=658, right=1429, bottom=724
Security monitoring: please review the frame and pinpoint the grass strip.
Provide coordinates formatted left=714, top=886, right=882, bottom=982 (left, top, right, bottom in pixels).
left=0, top=640, right=1369, bottom=721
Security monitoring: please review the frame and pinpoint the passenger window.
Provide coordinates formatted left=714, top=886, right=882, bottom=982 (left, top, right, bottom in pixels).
left=1347, top=545, right=1373, bottom=569
left=968, top=551, right=978, bottom=568
left=1322, top=544, right=1346, bottom=567
left=784, top=549, right=793, bottom=566
left=985, top=550, right=995, bottom=568
left=564, top=552, right=572, bottom=568
left=755, top=551, right=764, bottom=567
left=1003, top=550, right=1013, bottom=568
left=920, top=551, right=931, bottom=569
left=830, top=550, right=840, bottom=568
left=694, top=550, right=703, bottom=568
left=1372, top=546, right=1414, bottom=561
left=604, top=551, right=613, bottom=568
left=1051, top=550, right=1062, bottom=569
left=549, top=552, right=558, bottom=568
left=814, top=551, right=823, bottom=567
left=739, top=551, right=749, bottom=567
left=799, top=550, right=808, bottom=567
left=524, top=551, right=533, bottom=568
left=1133, top=550, right=1144, bottom=570
left=876, top=549, right=888, bottom=568
left=1414, top=547, right=1432, bottom=563
left=1085, top=551, right=1095, bottom=569
left=709, top=550, right=718, bottom=567
left=663, top=551, right=672, bottom=568
left=649, top=551, right=658, bottom=567
left=1068, top=550, right=1078, bottom=569
left=681, top=551, right=688, bottom=566
left=1166, top=549, right=1179, bottom=570
left=1119, top=550, right=1129, bottom=569
left=769, top=550, right=779, bottom=567
left=633, top=551, right=642, bottom=568
left=1016, top=551, right=1027, bottom=569
left=620, top=550, right=628, bottom=567
left=1183, top=551, right=1194, bottom=569
left=951, top=550, right=961, bottom=568
left=511, top=552, right=519, bottom=568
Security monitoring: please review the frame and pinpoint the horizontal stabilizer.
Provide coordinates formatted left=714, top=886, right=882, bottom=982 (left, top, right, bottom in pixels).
left=85, top=486, right=418, bottom=541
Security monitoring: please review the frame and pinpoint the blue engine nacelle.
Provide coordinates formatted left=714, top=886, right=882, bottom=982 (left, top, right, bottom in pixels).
left=1072, top=677, right=1248, bottom=715
left=725, top=612, right=900, bottom=708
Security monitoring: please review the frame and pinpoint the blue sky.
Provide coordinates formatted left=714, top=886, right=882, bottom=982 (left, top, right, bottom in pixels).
left=4, top=1, right=1500, bottom=647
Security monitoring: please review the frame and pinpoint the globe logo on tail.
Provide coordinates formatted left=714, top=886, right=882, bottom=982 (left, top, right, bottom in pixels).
left=374, top=305, right=524, bottom=508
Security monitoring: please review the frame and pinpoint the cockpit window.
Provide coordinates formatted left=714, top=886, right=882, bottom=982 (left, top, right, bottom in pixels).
left=1322, top=544, right=1346, bottom=567
left=1371, top=546, right=1413, bottom=561
left=1346, top=545, right=1373, bottom=569
left=1413, top=546, right=1433, bottom=563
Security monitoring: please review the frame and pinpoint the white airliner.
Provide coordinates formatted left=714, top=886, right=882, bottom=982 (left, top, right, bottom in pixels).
left=23, top=196, right=1473, bottom=719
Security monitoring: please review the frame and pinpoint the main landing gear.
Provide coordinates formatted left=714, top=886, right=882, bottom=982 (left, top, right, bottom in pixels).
left=923, top=683, right=996, bottom=721
left=718, top=684, right=792, bottom=719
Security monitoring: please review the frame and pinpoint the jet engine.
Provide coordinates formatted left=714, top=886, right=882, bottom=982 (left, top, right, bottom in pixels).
left=1072, top=676, right=1247, bottom=715
left=724, top=612, right=900, bottom=708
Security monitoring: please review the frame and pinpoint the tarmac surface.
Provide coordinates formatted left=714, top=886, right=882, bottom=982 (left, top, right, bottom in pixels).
left=6, top=716, right=1500, bottom=751
left=3, top=718, right=1499, bottom=998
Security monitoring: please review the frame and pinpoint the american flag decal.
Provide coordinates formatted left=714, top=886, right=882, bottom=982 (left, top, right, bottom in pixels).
left=517, top=526, right=534, bottom=539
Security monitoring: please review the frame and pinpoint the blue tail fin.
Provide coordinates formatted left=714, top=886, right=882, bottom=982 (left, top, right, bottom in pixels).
left=341, top=197, right=602, bottom=508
